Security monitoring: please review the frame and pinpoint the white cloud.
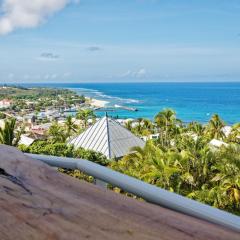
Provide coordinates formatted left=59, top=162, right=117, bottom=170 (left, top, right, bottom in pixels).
left=135, top=68, right=147, bottom=78
left=120, top=68, right=147, bottom=78
left=86, top=46, right=103, bottom=52
left=37, top=52, right=60, bottom=61
left=0, top=0, right=79, bottom=35
left=120, top=70, right=132, bottom=78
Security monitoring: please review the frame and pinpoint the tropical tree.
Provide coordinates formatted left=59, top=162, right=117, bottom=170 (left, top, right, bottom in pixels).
left=64, top=116, right=78, bottom=137
left=124, top=120, right=133, bottom=131
left=154, top=108, right=181, bottom=148
left=214, top=144, right=240, bottom=206
left=112, top=141, right=181, bottom=190
left=48, top=122, right=67, bottom=143
left=0, top=118, right=21, bottom=146
left=155, top=108, right=176, bottom=128
left=206, top=114, right=225, bottom=140
left=133, top=118, right=144, bottom=135
left=141, top=119, right=154, bottom=136
left=188, top=121, right=205, bottom=137
left=188, top=144, right=240, bottom=214
left=130, top=118, right=154, bottom=136
left=76, top=109, right=96, bottom=129
left=176, top=137, right=214, bottom=192
left=228, top=123, right=240, bottom=144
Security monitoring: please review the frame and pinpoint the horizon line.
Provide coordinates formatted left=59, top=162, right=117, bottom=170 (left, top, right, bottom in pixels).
left=1, top=81, right=240, bottom=85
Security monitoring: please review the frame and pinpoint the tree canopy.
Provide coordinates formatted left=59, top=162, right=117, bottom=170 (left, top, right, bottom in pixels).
left=17, top=108, right=240, bottom=216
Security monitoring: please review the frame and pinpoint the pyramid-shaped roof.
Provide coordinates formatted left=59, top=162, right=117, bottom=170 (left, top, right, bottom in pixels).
left=68, top=116, right=145, bottom=159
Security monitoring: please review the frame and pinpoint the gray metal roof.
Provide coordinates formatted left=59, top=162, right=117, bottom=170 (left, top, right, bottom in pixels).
left=68, top=116, right=145, bottom=159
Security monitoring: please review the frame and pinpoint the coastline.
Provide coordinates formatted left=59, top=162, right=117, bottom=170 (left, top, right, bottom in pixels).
left=18, top=82, right=240, bottom=124
left=86, top=97, right=109, bottom=108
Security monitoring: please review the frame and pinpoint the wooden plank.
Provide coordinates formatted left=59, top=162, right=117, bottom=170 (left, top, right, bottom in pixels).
left=0, top=144, right=239, bottom=240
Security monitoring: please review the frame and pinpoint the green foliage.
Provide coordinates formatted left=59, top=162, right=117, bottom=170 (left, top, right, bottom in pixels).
left=65, top=116, right=78, bottom=137
left=0, top=118, right=21, bottom=146
left=0, top=86, right=85, bottom=112
left=154, top=108, right=182, bottom=149
left=21, top=141, right=74, bottom=157
left=127, top=118, right=154, bottom=137
left=112, top=109, right=240, bottom=215
left=48, top=122, right=68, bottom=143
left=73, top=148, right=109, bottom=166
left=0, top=86, right=80, bottom=101
left=228, top=123, right=240, bottom=144
left=76, top=109, right=96, bottom=128
left=19, top=140, right=108, bottom=164
left=47, top=117, right=81, bottom=143
left=18, top=144, right=30, bottom=152
left=0, top=112, right=6, bottom=119
left=206, top=114, right=225, bottom=140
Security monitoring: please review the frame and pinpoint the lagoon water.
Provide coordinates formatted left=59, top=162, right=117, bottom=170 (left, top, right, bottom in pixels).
left=24, top=82, right=240, bottom=124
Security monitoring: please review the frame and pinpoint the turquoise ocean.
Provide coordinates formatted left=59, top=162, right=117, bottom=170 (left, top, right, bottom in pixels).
left=23, top=82, right=240, bottom=124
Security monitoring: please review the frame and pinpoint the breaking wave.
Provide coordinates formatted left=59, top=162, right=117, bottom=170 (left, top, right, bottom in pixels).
left=73, top=87, right=141, bottom=105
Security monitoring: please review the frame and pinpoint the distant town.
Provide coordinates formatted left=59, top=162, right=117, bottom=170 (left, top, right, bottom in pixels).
left=0, top=85, right=147, bottom=146
left=0, top=85, right=92, bottom=144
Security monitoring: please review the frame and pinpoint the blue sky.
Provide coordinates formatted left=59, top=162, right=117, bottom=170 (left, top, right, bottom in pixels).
left=0, top=0, right=240, bottom=83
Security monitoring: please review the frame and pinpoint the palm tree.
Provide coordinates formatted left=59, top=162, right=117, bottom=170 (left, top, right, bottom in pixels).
left=124, top=120, right=133, bottom=131
left=154, top=109, right=179, bottom=147
left=177, top=139, right=213, bottom=191
left=228, top=123, right=240, bottom=143
left=0, top=118, right=21, bottom=146
left=208, top=144, right=240, bottom=211
left=131, top=118, right=154, bottom=136
left=109, top=110, right=240, bottom=215
left=188, top=121, right=205, bottom=136
left=65, top=116, right=78, bottom=137
left=113, top=145, right=146, bottom=179
left=141, top=119, right=153, bottom=136
left=155, top=108, right=176, bottom=127
left=220, top=177, right=240, bottom=207
left=113, top=142, right=180, bottom=190
left=48, top=122, right=67, bottom=143
left=134, top=118, right=143, bottom=135
left=76, top=109, right=96, bottom=129
left=206, top=114, right=225, bottom=140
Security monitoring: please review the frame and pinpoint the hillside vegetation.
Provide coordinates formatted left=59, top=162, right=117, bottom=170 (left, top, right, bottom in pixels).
left=0, top=86, right=79, bottom=100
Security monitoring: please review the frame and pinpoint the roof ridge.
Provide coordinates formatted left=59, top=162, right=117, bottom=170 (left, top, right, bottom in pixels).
left=105, top=115, right=111, bottom=159
left=68, top=116, right=145, bottom=159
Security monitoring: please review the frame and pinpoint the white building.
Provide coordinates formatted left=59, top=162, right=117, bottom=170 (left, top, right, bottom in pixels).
left=222, top=126, right=232, bottom=138
left=31, top=123, right=52, bottom=135
left=209, top=139, right=229, bottom=148
left=68, top=115, right=145, bottom=159
left=18, top=135, right=36, bottom=146
left=0, top=119, right=5, bottom=128
left=141, top=133, right=160, bottom=142
left=0, top=99, right=12, bottom=109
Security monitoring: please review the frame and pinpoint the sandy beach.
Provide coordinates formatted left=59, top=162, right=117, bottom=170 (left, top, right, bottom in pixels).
left=87, top=97, right=109, bottom=108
